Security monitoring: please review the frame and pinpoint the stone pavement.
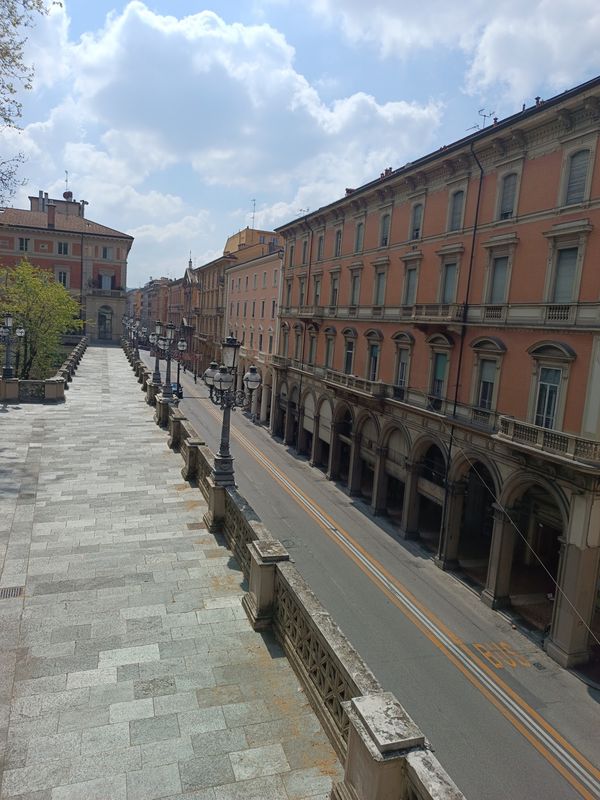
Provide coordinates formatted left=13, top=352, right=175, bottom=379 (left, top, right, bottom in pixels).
left=0, top=345, right=342, bottom=800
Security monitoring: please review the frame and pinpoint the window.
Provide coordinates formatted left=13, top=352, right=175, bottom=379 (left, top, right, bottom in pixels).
left=299, top=278, right=306, bottom=307
left=251, top=301, right=256, bottom=318
left=253, top=273, right=257, bottom=289
left=379, top=213, right=390, bottom=247
left=350, top=272, right=361, bottom=305
left=282, top=329, right=289, bottom=357
left=477, top=359, right=496, bottom=409
left=395, top=349, right=409, bottom=394
left=236, top=301, right=240, bottom=315
left=308, top=336, right=317, bottom=365
left=271, top=299, right=276, bottom=318
left=238, top=278, right=241, bottom=290
left=101, top=273, right=113, bottom=290
left=499, top=173, right=517, bottom=219
left=57, top=270, right=68, bottom=288
left=565, top=150, right=590, bottom=205
left=285, top=280, right=292, bottom=307
left=262, top=271, right=267, bottom=288
left=260, top=300, right=265, bottom=318
left=330, top=275, right=339, bottom=306
left=258, top=333, right=263, bottom=352
left=552, top=247, right=578, bottom=303
left=243, top=301, right=247, bottom=317
left=317, top=235, right=324, bottom=261
left=268, top=335, right=273, bottom=354
left=294, top=332, right=302, bottom=359
left=410, top=204, right=423, bottom=240
left=441, top=262, right=457, bottom=304
left=245, top=276, right=249, bottom=290
left=289, top=244, right=295, bottom=267
left=19, top=237, right=29, bottom=251
left=404, top=267, right=418, bottom=305
left=273, top=269, right=278, bottom=287
left=230, top=302, right=233, bottom=316
left=488, top=256, right=508, bottom=304
left=367, top=343, right=380, bottom=381
left=344, top=339, right=354, bottom=374
left=250, top=332, right=254, bottom=348
left=431, top=352, right=448, bottom=399
left=535, top=367, right=561, bottom=428
left=231, top=279, right=234, bottom=291
left=58, top=241, right=69, bottom=255
left=301, top=239, right=308, bottom=264
left=374, top=271, right=386, bottom=305
left=354, top=222, right=364, bottom=253
left=102, top=246, right=112, bottom=259
left=448, top=190, right=464, bottom=231
left=325, top=335, right=335, bottom=368
left=313, top=276, right=321, bottom=306
left=334, top=229, right=342, bottom=257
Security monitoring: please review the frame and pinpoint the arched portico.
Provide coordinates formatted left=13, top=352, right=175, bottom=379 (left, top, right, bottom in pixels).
left=329, top=402, right=354, bottom=485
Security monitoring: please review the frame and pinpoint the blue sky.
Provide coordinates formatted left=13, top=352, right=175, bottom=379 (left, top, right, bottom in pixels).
left=9, top=0, right=600, bottom=287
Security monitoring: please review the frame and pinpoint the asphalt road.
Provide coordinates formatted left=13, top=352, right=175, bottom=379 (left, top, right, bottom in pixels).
left=145, top=355, right=600, bottom=800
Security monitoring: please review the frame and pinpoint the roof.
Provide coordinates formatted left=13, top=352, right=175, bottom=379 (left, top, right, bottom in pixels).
left=0, top=208, right=134, bottom=240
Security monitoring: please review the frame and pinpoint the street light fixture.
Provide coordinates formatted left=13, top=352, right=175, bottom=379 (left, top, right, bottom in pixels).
left=1, top=313, right=26, bottom=379
left=203, top=337, right=262, bottom=486
left=151, top=320, right=162, bottom=384
left=159, top=322, right=176, bottom=400
left=176, top=337, right=187, bottom=393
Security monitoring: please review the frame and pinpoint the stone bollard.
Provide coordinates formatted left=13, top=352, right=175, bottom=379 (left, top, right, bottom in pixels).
left=202, top=476, right=226, bottom=533
left=331, top=693, right=465, bottom=800
left=167, top=407, right=187, bottom=451
left=181, top=437, right=204, bottom=482
left=0, top=378, right=19, bottom=402
left=146, top=381, right=160, bottom=406
left=242, top=540, right=290, bottom=631
left=44, top=377, right=65, bottom=403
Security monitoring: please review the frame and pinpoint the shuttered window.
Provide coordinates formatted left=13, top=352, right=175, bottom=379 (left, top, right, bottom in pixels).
left=478, top=359, right=496, bottom=409
left=448, top=190, right=464, bottom=231
left=411, top=204, right=423, bottom=239
left=379, top=214, right=390, bottom=246
left=404, top=268, right=417, bottom=305
left=432, top=353, right=447, bottom=397
left=553, top=248, right=578, bottom=303
left=441, top=263, right=457, bottom=304
left=489, top=256, right=508, bottom=303
left=565, top=150, right=589, bottom=205
left=499, top=173, right=517, bottom=219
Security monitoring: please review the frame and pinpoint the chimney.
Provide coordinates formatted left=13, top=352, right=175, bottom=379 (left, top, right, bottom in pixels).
left=47, top=203, right=56, bottom=229
left=44, top=192, right=49, bottom=210
left=38, top=190, right=43, bottom=210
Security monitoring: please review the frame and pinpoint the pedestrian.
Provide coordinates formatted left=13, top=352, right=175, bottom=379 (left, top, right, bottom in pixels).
left=194, top=372, right=197, bottom=384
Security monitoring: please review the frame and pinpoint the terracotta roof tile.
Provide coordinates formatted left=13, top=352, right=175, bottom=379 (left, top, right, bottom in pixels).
left=0, top=208, right=133, bottom=240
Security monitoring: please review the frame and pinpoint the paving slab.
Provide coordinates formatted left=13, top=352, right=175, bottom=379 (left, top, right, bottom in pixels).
left=0, top=345, right=342, bottom=799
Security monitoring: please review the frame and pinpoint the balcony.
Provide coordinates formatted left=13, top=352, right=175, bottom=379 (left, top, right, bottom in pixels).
left=271, top=354, right=290, bottom=368
left=468, top=301, right=600, bottom=329
left=496, top=416, right=600, bottom=466
left=89, top=288, right=125, bottom=298
left=324, top=370, right=387, bottom=398
left=298, top=304, right=324, bottom=319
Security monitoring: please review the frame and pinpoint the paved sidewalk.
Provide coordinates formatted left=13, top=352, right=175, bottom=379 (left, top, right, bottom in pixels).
left=0, top=345, right=341, bottom=800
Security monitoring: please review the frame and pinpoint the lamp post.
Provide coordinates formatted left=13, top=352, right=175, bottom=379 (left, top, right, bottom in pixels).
left=159, top=322, right=176, bottom=400
left=1, top=313, right=26, bottom=379
left=151, top=320, right=162, bottom=384
left=203, top=337, right=262, bottom=486
left=176, top=336, right=187, bottom=391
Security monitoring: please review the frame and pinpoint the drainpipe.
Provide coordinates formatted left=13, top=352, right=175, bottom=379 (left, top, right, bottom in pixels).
left=436, top=142, right=484, bottom=565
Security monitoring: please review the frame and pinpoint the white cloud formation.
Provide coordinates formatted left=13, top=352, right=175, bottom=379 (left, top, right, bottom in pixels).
left=307, top=0, right=600, bottom=98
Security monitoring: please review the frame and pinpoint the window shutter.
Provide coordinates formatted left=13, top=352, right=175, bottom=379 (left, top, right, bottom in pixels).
left=442, top=263, right=456, bottom=304
left=449, top=191, right=464, bottom=231
left=553, top=248, right=577, bottom=303
left=500, top=174, right=517, bottom=218
left=411, top=204, right=423, bottom=238
left=565, top=151, right=589, bottom=205
left=434, top=352, right=447, bottom=381
left=489, top=256, right=508, bottom=303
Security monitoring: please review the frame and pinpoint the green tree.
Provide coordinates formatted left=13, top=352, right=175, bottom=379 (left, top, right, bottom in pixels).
left=0, top=259, right=82, bottom=379
left=0, top=0, right=50, bottom=203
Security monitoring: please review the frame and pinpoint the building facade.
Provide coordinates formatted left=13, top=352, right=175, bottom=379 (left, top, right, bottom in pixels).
left=226, top=247, right=283, bottom=422
left=274, top=77, right=600, bottom=667
left=0, top=191, right=133, bottom=342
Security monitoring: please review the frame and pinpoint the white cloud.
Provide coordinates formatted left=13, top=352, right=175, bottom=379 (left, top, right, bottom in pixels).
left=306, top=0, right=600, bottom=99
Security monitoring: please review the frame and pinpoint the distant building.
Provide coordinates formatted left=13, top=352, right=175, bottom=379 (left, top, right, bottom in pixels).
left=274, top=75, right=600, bottom=668
left=0, top=190, right=133, bottom=342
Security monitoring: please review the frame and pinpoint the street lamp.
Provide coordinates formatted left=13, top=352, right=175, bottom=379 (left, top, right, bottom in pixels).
left=176, top=336, right=187, bottom=393
left=203, top=337, right=262, bottom=486
left=151, top=320, right=162, bottom=384
left=159, top=322, right=176, bottom=400
left=1, top=313, right=26, bottom=379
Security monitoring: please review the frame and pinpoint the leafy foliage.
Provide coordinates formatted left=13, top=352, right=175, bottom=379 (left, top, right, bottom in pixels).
left=0, top=0, right=49, bottom=203
left=0, top=259, right=82, bottom=379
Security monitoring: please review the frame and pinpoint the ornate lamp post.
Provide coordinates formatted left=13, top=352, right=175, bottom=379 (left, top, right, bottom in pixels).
left=1, top=313, right=26, bottom=379
left=176, top=336, right=187, bottom=391
left=159, top=322, right=176, bottom=400
left=202, top=360, right=219, bottom=401
left=203, top=337, right=262, bottom=486
left=151, top=320, right=162, bottom=384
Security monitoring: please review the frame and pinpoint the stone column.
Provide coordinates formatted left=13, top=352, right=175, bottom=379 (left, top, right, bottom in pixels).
left=259, top=384, right=270, bottom=424
left=283, top=401, right=294, bottom=445
left=296, top=408, right=305, bottom=453
left=347, top=434, right=362, bottom=496
left=370, top=447, right=388, bottom=516
left=269, top=380, right=279, bottom=435
left=309, top=414, right=320, bottom=466
left=545, top=543, right=600, bottom=667
left=326, top=422, right=339, bottom=481
left=242, top=540, right=290, bottom=631
left=435, top=481, right=466, bottom=571
left=399, top=461, right=420, bottom=539
left=481, top=505, right=517, bottom=610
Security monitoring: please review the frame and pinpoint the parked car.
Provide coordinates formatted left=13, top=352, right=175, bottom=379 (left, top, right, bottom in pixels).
left=171, top=382, right=183, bottom=399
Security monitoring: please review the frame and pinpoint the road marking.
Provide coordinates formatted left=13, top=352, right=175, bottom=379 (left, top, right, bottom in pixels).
left=199, top=401, right=600, bottom=799
left=473, top=642, right=531, bottom=669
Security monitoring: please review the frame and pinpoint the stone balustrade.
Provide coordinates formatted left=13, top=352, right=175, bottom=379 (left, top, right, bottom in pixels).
left=123, top=347, right=466, bottom=800
left=0, top=336, right=87, bottom=403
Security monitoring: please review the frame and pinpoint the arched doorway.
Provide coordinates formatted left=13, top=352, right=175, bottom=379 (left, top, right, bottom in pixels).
left=314, top=398, right=333, bottom=472
left=417, top=443, right=446, bottom=551
left=456, top=461, right=496, bottom=588
left=299, top=392, right=316, bottom=457
left=382, top=427, right=409, bottom=523
left=98, top=306, right=113, bottom=340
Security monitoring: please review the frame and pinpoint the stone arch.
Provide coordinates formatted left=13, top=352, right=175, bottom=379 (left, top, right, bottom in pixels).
left=448, top=450, right=501, bottom=493
left=499, top=472, right=569, bottom=528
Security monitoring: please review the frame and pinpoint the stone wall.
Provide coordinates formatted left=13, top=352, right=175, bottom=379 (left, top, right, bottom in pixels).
left=0, top=337, right=87, bottom=403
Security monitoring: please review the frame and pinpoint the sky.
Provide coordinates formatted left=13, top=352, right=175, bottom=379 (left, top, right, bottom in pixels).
left=6, top=0, right=600, bottom=287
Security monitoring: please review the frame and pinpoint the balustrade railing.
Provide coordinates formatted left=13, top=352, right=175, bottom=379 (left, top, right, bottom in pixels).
left=497, top=416, right=600, bottom=464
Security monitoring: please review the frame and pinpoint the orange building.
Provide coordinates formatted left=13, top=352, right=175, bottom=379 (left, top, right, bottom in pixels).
left=274, top=76, right=600, bottom=668
left=0, top=190, right=133, bottom=342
